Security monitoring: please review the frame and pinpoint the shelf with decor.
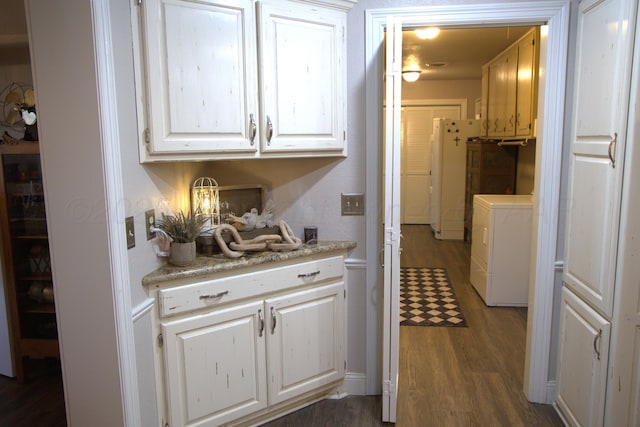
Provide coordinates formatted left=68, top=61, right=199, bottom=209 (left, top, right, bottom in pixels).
left=0, top=140, right=58, bottom=383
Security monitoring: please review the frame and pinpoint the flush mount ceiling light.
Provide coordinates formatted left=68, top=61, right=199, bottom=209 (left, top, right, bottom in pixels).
left=425, top=62, right=448, bottom=69
left=402, top=70, right=421, bottom=82
left=415, top=27, right=440, bottom=40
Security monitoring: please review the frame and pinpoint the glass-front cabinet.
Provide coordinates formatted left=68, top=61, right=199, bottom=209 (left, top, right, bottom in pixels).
left=0, top=141, right=58, bottom=382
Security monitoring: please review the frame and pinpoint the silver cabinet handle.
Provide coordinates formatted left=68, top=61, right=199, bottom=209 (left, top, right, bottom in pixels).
left=270, top=307, right=277, bottom=335
left=593, top=329, right=602, bottom=360
left=266, top=115, right=273, bottom=145
left=199, top=290, right=229, bottom=301
left=258, top=309, right=264, bottom=337
left=608, top=132, right=617, bottom=168
left=297, top=270, right=320, bottom=278
left=249, top=114, right=257, bottom=145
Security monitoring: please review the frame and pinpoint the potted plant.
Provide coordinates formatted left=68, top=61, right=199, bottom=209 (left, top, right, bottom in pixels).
left=158, top=210, right=208, bottom=266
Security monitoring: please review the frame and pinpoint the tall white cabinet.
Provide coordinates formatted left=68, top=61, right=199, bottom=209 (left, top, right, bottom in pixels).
left=133, top=0, right=353, bottom=162
left=556, top=0, right=639, bottom=425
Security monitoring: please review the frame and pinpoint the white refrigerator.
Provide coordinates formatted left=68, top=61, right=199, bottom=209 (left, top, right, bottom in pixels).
left=430, top=118, right=480, bottom=240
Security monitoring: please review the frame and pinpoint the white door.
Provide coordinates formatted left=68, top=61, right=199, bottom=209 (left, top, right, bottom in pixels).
left=381, top=16, right=402, bottom=423
left=266, top=282, right=345, bottom=405
left=161, top=300, right=267, bottom=427
left=556, top=288, right=611, bottom=427
left=401, top=106, right=460, bottom=224
left=258, top=1, right=345, bottom=153
left=562, top=0, right=634, bottom=318
left=141, top=0, right=259, bottom=154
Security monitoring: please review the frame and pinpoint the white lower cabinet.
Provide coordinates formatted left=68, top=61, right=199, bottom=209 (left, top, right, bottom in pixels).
left=162, top=300, right=268, bottom=427
left=151, top=254, right=346, bottom=427
left=266, top=283, right=345, bottom=405
left=556, top=287, right=610, bottom=427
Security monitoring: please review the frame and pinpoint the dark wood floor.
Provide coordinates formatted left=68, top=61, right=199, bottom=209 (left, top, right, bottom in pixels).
left=0, top=225, right=563, bottom=426
left=0, top=358, right=66, bottom=426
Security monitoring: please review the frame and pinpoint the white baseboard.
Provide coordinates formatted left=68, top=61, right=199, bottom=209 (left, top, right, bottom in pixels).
left=546, top=380, right=556, bottom=405
left=337, top=372, right=367, bottom=396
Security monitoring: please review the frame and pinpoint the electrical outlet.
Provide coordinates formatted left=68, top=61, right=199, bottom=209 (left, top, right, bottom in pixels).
left=341, top=193, right=365, bottom=216
left=125, top=216, right=135, bottom=249
left=145, top=209, right=156, bottom=240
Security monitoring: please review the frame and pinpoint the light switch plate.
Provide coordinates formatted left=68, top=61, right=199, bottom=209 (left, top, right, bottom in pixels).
left=145, top=209, right=156, bottom=240
left=125, top=216, right=135, bottom=249
left=341, top=193, right=365, bottom=216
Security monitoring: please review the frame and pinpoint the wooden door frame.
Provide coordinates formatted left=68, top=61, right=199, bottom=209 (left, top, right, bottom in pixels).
left=365, top=0, right=571, bottom=404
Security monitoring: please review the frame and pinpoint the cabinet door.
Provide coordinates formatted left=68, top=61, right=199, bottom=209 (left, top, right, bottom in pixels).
left=556, top=288, right=610, bottom=427
left=488, top=49, right=517, bottom=137
left=141, top=0, right=259, bottom=156
left=480, top=65, right=489, bottom=137
left=516, top=29, right=538, bottom=137
left=257, top=1, right=346, bottom=154
left=563, top=0, right=633, bottom=317
left=265, top=282, right=345, bottom=405
left=161, top=300, right=267, bottom=427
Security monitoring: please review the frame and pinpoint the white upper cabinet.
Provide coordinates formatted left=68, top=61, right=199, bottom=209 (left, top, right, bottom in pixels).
left=134, top=0, right=353, bottom=162
left=139, top=0, right=260, bottom=158
left=257, top=1, right=346, bottom=154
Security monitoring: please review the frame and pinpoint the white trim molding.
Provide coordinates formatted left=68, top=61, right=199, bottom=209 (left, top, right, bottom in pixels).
left=342, top=372, right=368, bottom=395
left=132, top=298, right=155, bottom=323
left=365, top=0, right=571, bottom=404
left=91, top=0, right=140, bottom=424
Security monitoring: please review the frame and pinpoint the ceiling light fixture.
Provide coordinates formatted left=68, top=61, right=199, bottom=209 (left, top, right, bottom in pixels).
left=402, top=70, right=421, bottom=82
left=415, top=27, right=440, bottom=40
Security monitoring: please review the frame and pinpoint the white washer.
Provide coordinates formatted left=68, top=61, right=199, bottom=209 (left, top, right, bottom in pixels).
left=469, top=194, right=533, bottom=306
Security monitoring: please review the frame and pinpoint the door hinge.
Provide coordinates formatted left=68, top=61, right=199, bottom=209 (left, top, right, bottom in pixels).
left=344, top=360, right=347, bottom=370
left=157, top=333, right=163, bottom=347
left=144, top=128, right=150, bottom=143
left=343, top=130, right=346, bottom=141
left=344, top=289, right=347, bottom=299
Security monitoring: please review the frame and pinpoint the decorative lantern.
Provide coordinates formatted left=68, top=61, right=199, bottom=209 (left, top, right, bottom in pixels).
left=191, top=177, right=220, bottom=234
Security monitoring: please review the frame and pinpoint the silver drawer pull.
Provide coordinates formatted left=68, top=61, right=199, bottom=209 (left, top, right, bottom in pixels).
left=298, top=270, right=320, bottom=279
left=199, top=290, right=229, bottom=301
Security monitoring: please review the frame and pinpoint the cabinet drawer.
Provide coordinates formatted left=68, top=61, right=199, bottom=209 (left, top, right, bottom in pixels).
left=158, top=255, right=344, bottom=318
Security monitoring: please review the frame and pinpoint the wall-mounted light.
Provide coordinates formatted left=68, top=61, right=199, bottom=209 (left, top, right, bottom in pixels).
left=191, top=177, right=220, bottom=234
left=402, top=70, right=421, bottom=82
left=415, top=27, right=440, bottom=40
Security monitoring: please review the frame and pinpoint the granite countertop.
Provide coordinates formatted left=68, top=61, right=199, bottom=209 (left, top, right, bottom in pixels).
left=143, top=240, right=356, bottom=286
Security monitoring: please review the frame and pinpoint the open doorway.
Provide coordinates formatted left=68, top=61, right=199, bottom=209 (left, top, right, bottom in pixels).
left=366, top=2, right=570, bottom=422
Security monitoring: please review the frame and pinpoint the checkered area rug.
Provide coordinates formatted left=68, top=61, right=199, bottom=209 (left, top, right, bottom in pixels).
left=400, top=267, right=467, bottom=327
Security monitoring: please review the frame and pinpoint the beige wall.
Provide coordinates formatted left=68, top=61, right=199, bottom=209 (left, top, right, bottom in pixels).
left=402, top=79, right=481, bottom=119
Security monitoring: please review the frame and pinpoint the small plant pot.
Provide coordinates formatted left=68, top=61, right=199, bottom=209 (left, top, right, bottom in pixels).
left=170, top=241, right=196, bottom=267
